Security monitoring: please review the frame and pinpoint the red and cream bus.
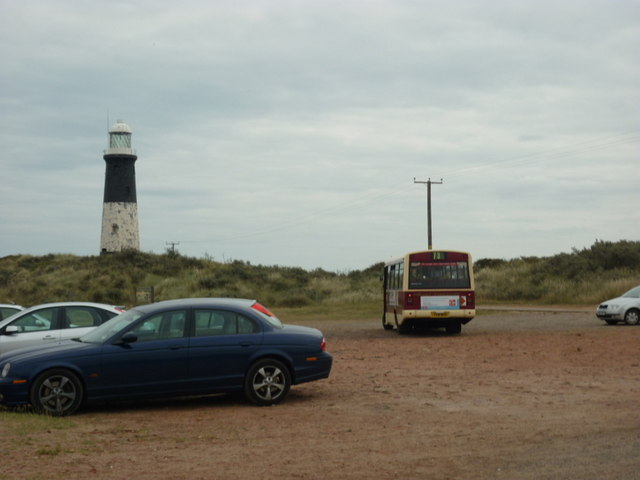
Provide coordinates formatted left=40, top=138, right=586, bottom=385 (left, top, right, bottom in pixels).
left=382, top=250, right=475, bottom=334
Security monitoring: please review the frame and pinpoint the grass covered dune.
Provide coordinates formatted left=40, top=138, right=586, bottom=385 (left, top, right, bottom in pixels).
left=1, top=240, right=638, bottom=310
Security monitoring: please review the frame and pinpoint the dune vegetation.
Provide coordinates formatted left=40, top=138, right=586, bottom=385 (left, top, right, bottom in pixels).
left=0, top=240, right=638, bottom=314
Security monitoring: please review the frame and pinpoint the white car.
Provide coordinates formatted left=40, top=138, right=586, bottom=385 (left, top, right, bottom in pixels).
left=596, top=286, right=640, bottom=325
left=0, top=302, right=124, bottom=354
left=0, top=304, right=24, bottom=321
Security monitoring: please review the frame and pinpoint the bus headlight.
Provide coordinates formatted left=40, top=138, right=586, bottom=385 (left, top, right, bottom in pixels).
left=1, top=363, right=10, bottom=378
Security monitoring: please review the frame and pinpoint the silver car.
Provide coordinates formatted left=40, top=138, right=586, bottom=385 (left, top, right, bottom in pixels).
left=0, top=302, right=124, bottom=354
left=596, top=286, right=640, bottom=325
left=0, top=304, right=24, bottom=321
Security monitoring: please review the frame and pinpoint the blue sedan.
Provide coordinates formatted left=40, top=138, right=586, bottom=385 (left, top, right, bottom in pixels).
left=0, top=298, right=332, bottom=416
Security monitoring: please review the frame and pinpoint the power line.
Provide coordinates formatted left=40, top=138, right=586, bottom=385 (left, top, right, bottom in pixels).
left=182, top=130, right=640, bottom=246
left=441, top=130, right=640, bottom=177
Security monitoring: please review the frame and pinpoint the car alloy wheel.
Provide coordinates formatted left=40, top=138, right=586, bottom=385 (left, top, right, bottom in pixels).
left=624, top=309, right=640, bottom=326
left=30, top=369, right=83, bottom=416
left=245, top=359, right=291, bottom=406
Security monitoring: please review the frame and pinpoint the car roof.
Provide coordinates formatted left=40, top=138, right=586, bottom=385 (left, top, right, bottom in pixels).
left=133, top=297, right=257, bottom=313
left=20, top=302, right=121, bottom=310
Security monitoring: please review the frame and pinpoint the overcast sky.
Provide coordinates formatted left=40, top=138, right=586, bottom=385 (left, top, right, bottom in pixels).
left=1, top=0, right=639, bottom=271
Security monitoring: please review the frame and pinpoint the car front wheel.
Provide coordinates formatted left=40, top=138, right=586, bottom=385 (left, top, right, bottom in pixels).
left=244, top=359, right=291, bottom=406
left=624, top=309, right=640, bottom=326
left=30, top=369, right=83, bottom=416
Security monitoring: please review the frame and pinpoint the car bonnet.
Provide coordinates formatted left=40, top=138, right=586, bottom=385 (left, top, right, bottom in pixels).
left=0, top=339, right=95, bottom=364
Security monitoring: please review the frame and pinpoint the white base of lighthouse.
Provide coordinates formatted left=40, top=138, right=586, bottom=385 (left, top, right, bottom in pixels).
left=100, top=202, right=140, bottom=253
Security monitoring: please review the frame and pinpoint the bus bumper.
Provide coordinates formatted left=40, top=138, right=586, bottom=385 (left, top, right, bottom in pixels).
left=404, top=309, right=475, bottom=323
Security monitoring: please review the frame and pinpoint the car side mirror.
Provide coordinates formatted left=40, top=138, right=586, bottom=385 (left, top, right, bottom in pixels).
left=4, top=325, right=20, bottom=335
left=118, top=332, right=138, bottom=345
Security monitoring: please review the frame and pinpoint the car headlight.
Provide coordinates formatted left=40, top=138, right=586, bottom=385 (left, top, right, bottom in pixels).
left=1, top=362, right=10, bottom=378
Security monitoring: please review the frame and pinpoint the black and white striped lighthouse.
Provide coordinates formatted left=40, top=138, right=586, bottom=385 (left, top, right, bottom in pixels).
left=100, top=120, right=140, bottom=253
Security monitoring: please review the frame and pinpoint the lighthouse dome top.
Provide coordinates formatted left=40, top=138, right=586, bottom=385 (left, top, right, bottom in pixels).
left=105, top=119, right=136, bottom=155
left=109, top=120, right=132, bottom=134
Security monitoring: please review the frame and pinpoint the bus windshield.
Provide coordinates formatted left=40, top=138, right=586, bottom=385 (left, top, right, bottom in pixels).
left=409, top=262, right=470, bottom=289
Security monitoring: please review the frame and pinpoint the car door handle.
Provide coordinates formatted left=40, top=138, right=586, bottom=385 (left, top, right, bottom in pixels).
left=169, top=345, right=182, bottom=350
left=42, top=335, right=57, bottom=341
left=240, top=342, right=253, bottom=347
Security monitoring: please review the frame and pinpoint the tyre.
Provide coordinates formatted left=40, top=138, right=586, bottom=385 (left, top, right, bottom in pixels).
left=397, top=320, right=412, bottom=334
left=446, top=322, right=462, bottom=334
left=382, top=315, right=394, bottom=331
left=624, top=309, right=640, bottom=326
left=244, top=359, right=291, bottom=406
left=30, top=369, right=83, bottom=416
left=605, top=320, right=617, bottom=325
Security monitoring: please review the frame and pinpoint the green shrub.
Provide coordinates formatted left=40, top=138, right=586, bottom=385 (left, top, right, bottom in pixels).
left=1, top=241, right=639, bottom=308
left=475, top=240, right=640, bottom=304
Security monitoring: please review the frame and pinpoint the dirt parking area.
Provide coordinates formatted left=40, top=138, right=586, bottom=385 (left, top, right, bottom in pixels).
left=2, top=309, right=639, bottom=480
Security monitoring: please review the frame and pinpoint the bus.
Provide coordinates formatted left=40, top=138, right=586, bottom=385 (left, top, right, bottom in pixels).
left=382, top=250, right=475, bottom=334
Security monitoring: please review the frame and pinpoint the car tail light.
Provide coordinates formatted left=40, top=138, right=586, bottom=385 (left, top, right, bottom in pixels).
left=320, top=337, right=327, bottom=352
left=252, top=302, right=275, bottom=317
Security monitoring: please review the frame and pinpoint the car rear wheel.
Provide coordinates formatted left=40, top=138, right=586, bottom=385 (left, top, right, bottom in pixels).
left=244, top=359, right=291, bottom=406
left=30, top=369, right=83, bottom=416
left=624, top=309, right=640, bottom=326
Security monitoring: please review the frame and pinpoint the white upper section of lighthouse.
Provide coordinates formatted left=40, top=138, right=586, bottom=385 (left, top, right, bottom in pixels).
left=105, top=120, right=136, bottom=155
left=109, top=120, right=132, bottom=134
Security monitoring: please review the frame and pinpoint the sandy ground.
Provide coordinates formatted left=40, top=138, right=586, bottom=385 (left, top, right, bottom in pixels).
left=2, top=308, right=639, bottom=480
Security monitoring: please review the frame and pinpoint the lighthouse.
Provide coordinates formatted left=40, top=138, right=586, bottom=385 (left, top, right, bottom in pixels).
left=100, top=120, right=140, bottom=253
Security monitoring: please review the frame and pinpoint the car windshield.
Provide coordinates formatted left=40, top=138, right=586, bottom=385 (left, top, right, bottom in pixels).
left=250, top=302, right=283, bottom=329
left=261, top=313, right=283, bottom=329
left=0, top=310, right=25, bottom=326
left=622, top=286, right=640, bottom=298
left=80, top=309, right=145, bottom=343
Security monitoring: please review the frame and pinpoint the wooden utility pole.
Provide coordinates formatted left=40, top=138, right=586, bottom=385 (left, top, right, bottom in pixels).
left=413, top=177, right=443, bottom=250
left=166, top=241, right=180, bottom=254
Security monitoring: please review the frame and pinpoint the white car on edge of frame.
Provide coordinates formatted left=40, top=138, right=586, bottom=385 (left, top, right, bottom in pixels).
left=596, top=286, right=640, bottom=325
left=0, top=302, right=125, bottom=354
